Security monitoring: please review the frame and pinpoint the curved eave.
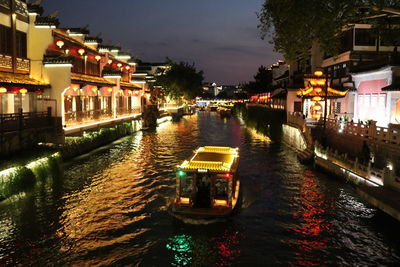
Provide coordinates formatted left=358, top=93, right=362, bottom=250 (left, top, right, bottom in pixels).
left=297, top=87, right=349, bottom=98
left=71, top=73, right=116, bottom=87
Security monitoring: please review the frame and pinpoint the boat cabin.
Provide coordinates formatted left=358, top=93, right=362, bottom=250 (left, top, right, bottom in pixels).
left=174, top=146, right=240, bottom=215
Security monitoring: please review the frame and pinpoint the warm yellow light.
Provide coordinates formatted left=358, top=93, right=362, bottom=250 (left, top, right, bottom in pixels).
left=179, top=197, right=190, bottom=204
left=125, top=66, right=130, bottom=70
left=214, top=199, right=228, bottom=206
left=19, top=88, right=28, bottom=94
left=95, top=55, right=101, bottom=61
left=313, top=105, right=322, bottom=111
left=117, top=63, right=122, bottom=68
left=78, top=48, right=85, bottom=56
left=108, top=59, right=112, bottom=64
left=107, top=87, right=113, bottom=93
left=0, top=87, right=7, bottom=94
left=314, top=87, right=322, bottom=93
left=313, top=96, right=322, bottom=102
left=314, top=70, right=323, bottom=76
left=317, top=80, right=325, bottom=86
left=56, top=40, right=64, bottom=49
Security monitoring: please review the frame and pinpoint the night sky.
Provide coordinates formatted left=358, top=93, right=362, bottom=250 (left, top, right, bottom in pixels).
left=41, top=0, right=281, bottom=85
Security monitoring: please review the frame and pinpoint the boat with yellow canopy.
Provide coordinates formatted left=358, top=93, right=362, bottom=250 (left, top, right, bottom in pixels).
left=171, top=146, right=240, bottom=218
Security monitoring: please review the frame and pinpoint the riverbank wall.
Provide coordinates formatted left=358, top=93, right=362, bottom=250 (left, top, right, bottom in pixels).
left=282, top=117, right=400, bottom=221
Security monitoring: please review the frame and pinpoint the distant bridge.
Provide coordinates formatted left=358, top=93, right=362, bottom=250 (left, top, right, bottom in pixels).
left=195, top=99, right=242, bottom=106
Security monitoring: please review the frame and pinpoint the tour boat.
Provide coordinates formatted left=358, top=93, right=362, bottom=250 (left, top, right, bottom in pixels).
left=171, top=146, right=241, bottom=218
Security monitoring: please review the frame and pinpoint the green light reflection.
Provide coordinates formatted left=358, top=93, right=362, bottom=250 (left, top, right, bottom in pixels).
left=166, top=234, right=193, bottom=266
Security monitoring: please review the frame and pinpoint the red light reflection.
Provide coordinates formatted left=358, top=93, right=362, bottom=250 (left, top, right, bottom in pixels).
left=290, top=170, right=333, bottom=266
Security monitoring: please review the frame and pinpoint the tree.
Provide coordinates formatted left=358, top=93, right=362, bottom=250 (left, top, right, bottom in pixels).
left=155, top=59, right=204, bottom=101
left=242, top=65, right=273, bottom=95
left=258, top=0, right=400, bottom=63
left=254, top=65, right=273, bottom=92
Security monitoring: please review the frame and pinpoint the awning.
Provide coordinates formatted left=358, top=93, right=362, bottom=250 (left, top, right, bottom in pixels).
left=71, top=73, right=116, bottom=87
left=120, top=81, right=142, bottom=90
left=0, top=72, right=50, bottom=91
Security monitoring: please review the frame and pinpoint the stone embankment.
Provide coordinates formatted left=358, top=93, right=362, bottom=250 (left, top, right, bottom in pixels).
left=285, top=112, right=400, bottom=221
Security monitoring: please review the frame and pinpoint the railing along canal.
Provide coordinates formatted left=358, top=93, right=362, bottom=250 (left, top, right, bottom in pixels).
left=0, top=109, right=52, bottom=133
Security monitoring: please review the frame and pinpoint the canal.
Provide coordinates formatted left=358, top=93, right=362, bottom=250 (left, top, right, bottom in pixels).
left=1, top=112, right=400, bottom=266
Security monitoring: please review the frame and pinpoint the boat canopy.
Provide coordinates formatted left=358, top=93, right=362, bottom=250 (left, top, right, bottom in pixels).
left=177, top=146, right=239, bottom=173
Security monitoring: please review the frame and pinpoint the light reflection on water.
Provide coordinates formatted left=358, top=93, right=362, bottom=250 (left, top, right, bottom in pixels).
left=0, top=112, right=400, bottom=266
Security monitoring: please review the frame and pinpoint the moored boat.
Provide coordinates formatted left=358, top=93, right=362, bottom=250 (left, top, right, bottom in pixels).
left=171, top=146, right=240, bottom=218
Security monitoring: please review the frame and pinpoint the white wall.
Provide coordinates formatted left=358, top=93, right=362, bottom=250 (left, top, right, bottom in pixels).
left=27, top=14, right=54, bottom=82
left=286, top=89, right=299, bottom=113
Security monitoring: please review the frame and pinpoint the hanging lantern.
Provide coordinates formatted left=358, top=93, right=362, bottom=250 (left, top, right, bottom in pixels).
left=0, top=87, right=7, bottom=94
left=35, top=90, right=42, bottom=95
left=108, top=59, right=113, bottom=65
left=117, top=63, right=122, bottom=68
left=78, top=48, right=85, bottom=56
left=19, top=88, right=28, bottom=96
left=314, top=87, right=322, bottom=93
left=312, top=104, right=322, bottom=111
left=314, top=70, right=323, bottom=76
left=95, top=55, right=101, bottom=61
left=312, top=96, right=322, bottom=102
left=56, top=40, right=65, bottom=49
left=107, top=87, right=113, bottom=93
left=125, top=66, right=130, bottom=70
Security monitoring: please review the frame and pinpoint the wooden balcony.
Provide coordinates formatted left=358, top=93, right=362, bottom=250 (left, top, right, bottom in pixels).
left=0, top=54, right=30, bottom=74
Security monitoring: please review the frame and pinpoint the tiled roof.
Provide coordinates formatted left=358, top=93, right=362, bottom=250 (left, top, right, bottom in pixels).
left=71, top=73, right=116, bottom=87
left=0, top=72, right=50, bottom=90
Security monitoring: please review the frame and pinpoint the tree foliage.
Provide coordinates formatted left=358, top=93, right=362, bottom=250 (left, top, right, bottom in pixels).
left=155, top=59, right=204, bottom=100
left=258, top=0, right=400, bottom=63
left=242, top=65, right=273, bottom=95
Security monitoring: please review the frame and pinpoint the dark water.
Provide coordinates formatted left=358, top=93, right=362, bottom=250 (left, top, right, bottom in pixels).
left=1, top=112, right=400, bottom=266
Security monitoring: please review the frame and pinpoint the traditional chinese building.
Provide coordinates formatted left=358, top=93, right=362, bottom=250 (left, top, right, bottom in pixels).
left=0, top=0, right=62, bottom=155
left=0, top=0, right=50, bottom=115
left=26, top=1, right=146, bottom=132
left=296, top=71, right=348, bottom=120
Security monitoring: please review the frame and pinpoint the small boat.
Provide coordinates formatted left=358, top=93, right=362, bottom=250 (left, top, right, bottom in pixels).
left=171, top=146, right=240, bottom=218
left=217, top=106, right=231, bottom=118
